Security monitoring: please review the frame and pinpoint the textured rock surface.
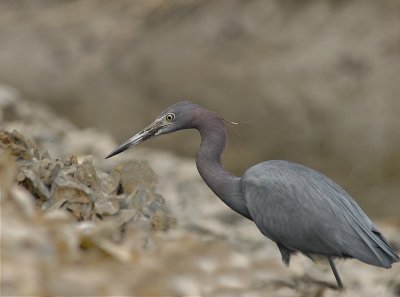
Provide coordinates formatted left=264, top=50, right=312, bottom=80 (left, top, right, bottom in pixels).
left=1, top=86, right=399, bottom=296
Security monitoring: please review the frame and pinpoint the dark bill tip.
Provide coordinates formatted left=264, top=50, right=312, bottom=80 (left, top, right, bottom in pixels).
left=105, top=142, right=131, bottom=159
left=105, top=125, right=158, bottom=159
left=105, top=133, right=144, bottom=159
left=105, top=119, right=164, bottom=160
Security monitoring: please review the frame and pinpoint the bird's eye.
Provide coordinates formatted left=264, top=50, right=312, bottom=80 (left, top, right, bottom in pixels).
left=165, top=113, right=175, bottom=122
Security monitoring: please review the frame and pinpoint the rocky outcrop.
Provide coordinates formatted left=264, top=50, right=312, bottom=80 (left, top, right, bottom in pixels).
left=1, top=86, right=399, bottom=296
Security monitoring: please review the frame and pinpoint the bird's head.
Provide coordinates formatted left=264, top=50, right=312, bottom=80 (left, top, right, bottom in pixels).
left=106, top=101, right=200, bottom=159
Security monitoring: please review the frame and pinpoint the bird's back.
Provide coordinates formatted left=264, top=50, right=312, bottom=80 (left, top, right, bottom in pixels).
left=242, top=160, right=399, bottom=267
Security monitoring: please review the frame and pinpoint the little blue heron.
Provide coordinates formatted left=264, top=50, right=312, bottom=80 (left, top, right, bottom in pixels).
left=106, top=101, right=399, bottom=289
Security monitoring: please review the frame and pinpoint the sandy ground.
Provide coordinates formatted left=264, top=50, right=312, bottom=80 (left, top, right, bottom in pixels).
left=1, top=86, right=399, bottom=296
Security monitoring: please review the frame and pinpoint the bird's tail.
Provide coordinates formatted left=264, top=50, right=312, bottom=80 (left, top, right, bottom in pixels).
left=345, top=226, right=399, bottom=268
left=368, top=229, right=399, bottom=267
left=336, top=194, right=399, bottom=268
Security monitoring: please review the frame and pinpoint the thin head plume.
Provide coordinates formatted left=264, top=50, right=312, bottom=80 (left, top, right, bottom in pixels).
left=219, top=116, right=256, bottom=137
left=217, top=116, right=240, bottom=137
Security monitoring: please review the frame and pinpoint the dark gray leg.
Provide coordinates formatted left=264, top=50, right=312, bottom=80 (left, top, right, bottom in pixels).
left=277, top=243, right=292, bottom=266
left=327, top=257, right=344, bottom=289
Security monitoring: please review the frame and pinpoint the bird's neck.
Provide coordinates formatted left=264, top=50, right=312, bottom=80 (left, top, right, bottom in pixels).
left=195, top=114, right=251, bottom=219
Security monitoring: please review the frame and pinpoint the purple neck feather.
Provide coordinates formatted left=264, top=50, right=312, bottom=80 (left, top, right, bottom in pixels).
left=194, top=110, right=251, bottom=219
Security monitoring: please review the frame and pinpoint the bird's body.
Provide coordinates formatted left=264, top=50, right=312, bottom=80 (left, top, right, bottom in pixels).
left=107, top=101, right=399, bottom=289
left=243, top=160, right=397, bottom=268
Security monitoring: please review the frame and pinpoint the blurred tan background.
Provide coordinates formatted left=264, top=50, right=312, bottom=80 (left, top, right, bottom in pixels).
left=0, top=0, right=399, bottom=218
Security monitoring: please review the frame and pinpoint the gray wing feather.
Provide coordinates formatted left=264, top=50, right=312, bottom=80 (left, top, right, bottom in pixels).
left=242, top=160, right=399, bottom=267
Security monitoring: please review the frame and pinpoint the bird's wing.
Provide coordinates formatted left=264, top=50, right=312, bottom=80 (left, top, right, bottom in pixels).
left=242, top=160, right=399, bottom=267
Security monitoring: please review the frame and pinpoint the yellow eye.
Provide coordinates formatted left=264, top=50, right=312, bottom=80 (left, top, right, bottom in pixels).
left=165, top=113, right=175, bottom=122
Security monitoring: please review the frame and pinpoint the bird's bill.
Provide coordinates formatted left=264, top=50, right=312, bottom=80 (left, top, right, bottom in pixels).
left=105, top=118, right=164, bottom=159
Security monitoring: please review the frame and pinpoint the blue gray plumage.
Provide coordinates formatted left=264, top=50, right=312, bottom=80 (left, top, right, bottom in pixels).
left=243, top=160, right=398, bottom=268
left=106, top=101, right=399, bottom=289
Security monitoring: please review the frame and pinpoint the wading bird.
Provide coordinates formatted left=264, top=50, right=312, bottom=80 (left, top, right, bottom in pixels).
left=106, top=101, right=399, bottom=289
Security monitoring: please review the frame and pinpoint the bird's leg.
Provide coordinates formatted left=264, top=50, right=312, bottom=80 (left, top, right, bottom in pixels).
left=277, top=243, right=292, bottom=266
left=327, top=257, right=344, bottom=290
